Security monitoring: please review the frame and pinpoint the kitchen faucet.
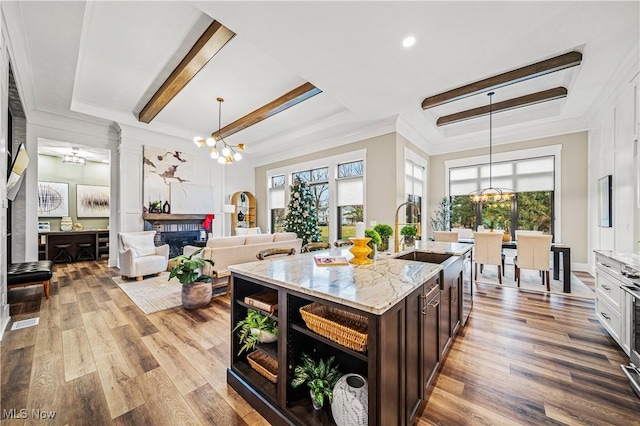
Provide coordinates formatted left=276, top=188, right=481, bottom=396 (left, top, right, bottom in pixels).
left=394, top=201, right=421, bottom=253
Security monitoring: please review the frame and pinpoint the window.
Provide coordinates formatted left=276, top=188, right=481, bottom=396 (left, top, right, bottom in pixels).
left=448, top=155, right=556, bottom=238
left=405, top=160, right=424, bottom=238
left=269, top=175, right=286, bottom=232
left=266, top=149, right=366, bottom=244
left=336, top=160, right=364, bottom=239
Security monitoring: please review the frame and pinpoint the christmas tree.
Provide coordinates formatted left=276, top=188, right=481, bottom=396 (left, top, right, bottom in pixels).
left=284, top=179, right=322, bottom=246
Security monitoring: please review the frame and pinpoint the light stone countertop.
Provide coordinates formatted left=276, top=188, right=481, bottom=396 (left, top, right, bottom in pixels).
left=230, top=248, right=443, bottom=315
left=594, top=250, right=640, bottom=270
left=410, top=240, right=473, bottom=256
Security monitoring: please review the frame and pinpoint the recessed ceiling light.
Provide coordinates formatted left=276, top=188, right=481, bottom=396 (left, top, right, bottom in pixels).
left=402, top=36, right=416, bottom=48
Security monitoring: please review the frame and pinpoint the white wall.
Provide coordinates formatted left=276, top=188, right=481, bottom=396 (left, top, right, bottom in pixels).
left=588, top=53, right=640, bottom=270
left=0, top=9, right=10, bottom=335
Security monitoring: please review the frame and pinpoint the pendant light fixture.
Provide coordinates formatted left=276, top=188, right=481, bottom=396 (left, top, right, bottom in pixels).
left=193, top=97, right=244, bottom=164
left=469, top=92, right=513, bottom=204
left=62, top=147, right=86, bottom=165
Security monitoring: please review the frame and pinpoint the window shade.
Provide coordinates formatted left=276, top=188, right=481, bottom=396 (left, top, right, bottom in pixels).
left=270, top=187, right=285, bottom=209
left=449, top=156, right=554, bottom=196
left=337, top=177, right=363, bottom=206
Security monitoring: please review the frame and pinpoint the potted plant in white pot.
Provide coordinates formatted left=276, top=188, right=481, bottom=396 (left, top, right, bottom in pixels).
left=234, top=309, right=278, bottom=355
left=291, top=352, right=341, bottom=410
left=168, top=248, right=215, bottom=309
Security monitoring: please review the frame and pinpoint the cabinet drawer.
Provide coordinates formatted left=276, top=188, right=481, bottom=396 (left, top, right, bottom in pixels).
left=596, top=297, right=622, bottom=346
left=595, top=254, right=622, bottom=280
left=595, top=270, right=623, bottom=310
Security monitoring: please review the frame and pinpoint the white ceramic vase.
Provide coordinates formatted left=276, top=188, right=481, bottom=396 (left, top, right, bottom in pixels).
left=60, top=217, right=73, bottom=232
left=250, top=328, right=278, bottom=343
left=331, top=373, right=368, bottom=426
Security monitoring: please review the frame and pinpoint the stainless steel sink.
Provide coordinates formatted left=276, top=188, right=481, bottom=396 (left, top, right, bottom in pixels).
left=394, top=251, right=453, bottom=265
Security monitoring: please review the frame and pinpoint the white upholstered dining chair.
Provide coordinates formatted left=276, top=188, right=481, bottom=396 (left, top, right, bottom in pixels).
left=434, top=231, right=459, bottom=242
left=514, top=234, right=553, bottom=291
left=473, top=232, right=504, bottom=284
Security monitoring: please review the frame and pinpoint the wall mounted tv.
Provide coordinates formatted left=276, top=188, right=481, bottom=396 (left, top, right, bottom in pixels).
left=7, top=143, right=29, bottom=201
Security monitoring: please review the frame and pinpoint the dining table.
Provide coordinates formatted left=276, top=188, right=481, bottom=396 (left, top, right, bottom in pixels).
left=458, top=238, right=572, bottom=293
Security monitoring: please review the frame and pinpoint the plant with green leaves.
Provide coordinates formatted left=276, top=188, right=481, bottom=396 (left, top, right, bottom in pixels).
left=168, top=248, right=214, bottom=285
left=291, top=352, right=342, bottom=408
left=400, top=225, right=417, bottom=238
left=373, top=223, right=393, bottom=251
left=430, top=197, right=451, bottom=232
left=233, top=309, right=278, bottom=355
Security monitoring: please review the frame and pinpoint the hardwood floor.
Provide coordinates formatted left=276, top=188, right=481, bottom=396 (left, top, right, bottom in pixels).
left=2, top=261, right=639, bottom=425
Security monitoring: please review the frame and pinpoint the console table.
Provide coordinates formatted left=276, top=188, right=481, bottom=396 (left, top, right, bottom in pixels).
left=38, top=230, right=109, bottom=262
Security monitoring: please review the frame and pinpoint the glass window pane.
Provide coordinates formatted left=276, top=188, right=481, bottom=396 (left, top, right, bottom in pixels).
left=338, top=161, right=363, bottom=178
left=517, top=191, right=552, bottom=233
left=292, top=171, right=311, bottom=183
left=337, top=205, right=363, bottom=239
left=271, top=208, right=286, bottom=233
left=312, top=167, right=329, bottom=182
left=481, top=199, right=511, bottom=232
left=451, top=195, right=477, bottom=230
left=272, top=175, right=285, bottom=188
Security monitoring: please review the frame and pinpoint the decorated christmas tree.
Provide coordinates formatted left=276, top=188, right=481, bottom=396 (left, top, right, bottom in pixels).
left=284, top=179, right=322, bottom=246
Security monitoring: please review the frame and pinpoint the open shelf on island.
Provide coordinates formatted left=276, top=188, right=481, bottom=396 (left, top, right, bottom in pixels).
left=290, top=323, right=368, bottom=362
left=287, top=398, right=336, bottom=426
left=233, top=359, right=277, bottom=404
left=237, top=300, right=278, bottom=319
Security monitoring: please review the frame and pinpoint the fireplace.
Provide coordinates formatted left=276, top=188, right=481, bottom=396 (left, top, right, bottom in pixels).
left=160, top=231, right=201, bottom=258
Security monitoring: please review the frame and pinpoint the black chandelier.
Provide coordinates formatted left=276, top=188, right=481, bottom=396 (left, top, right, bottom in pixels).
left=469, top=92, right=513, bottom=204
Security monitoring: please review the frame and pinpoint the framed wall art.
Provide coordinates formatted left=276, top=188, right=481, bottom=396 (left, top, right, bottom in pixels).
left=598, top=175, right=612, bottom=228
left=38, top=181, right=69, bottom=217
left=77, top=184, right=110, bottom=217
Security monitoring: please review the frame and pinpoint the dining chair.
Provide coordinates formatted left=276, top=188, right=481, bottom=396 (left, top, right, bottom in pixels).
left=473, top=232, right=504, bottom=284
left=514, top=234, right=553, bottom=291
left=301, top=242, right=331, bottom=253
left=434, top=231, right=459, bottom=242
left=256, top=247, right=297, bottom=260
left=514, top=230, right=543, bottom=241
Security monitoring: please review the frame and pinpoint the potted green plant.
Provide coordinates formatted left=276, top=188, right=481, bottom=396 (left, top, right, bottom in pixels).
left=291, top=352, right=342, bottom=410
left=401, top=225, right=417, bottom=246
left=373, top=224, right=393, bottom=251
left=364, top=228, right=381, bottom=259
left=168, top=248, right=215, bottom=309
left=233, top=309, right=278, bottom=355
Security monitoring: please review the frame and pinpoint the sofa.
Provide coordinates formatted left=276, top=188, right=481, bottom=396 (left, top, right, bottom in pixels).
left=118, top=231, right=170, bottom=281
left=183, top=232, right=302, bottom=282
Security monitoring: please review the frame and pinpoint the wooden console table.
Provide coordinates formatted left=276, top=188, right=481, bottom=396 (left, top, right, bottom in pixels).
left=38, top=229, right=109, bottom=262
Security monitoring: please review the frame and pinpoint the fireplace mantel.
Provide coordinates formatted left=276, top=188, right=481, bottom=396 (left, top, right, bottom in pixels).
left=143, top=213, right=207, bottom=221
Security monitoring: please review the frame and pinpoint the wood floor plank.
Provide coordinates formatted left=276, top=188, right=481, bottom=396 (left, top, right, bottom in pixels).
left=107, top=288, right=134, bottom=308
left=61, top=327, right=96, bottom=382
left=76, top=291, right=99, bottom=313
left=120, top=305, right=159, bottom=337
left=141, top=332, right=207, bottom=396
left=82, top=310, right=145, bottom=418
left=64, top=372, right=112, bottom=425
left=33, top=303, right=62, bottom=358
left=184, top=383, right=249, bottom=426
left=99, top=300, right=131, bottom=329
left=60, top=302, right=83, bottom=331
left=58, top=284, right=77, bottom=305
left=25, top=353, right=67, bottom=426
left=111, top=324, right=160, bottom=376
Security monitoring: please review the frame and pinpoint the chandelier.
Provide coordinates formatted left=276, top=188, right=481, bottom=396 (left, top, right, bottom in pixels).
left=469, top=92, right=513, bottom=204
left=193, top=97, right=244, bottom=164
left=62, top=147, right=86, bottom=165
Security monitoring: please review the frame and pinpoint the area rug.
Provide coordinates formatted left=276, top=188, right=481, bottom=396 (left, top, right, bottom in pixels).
left=112, top=272, right=182, bottom=314
left=473, top=251, right=594, bottom=299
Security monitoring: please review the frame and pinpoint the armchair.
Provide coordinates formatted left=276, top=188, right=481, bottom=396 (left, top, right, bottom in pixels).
left=118, top=231, right=169, bottom=281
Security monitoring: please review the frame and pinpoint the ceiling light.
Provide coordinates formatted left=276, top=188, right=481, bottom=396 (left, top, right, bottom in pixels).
left=469, top=92, right=513, bottom=205
left=193, top=97, right=245, bottom=164
left=62, top=147, right=86, bottom=165
left=402, top=36, right=416, bottom=48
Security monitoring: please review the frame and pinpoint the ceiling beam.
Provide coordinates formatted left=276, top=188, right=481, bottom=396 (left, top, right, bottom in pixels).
left=422, top=51, right=581, bottom=110
left=138, top=21, right=235, bottom=124
left=436, top=87, right=568, bottom=126
left=212, top=82, right=322, bottom=139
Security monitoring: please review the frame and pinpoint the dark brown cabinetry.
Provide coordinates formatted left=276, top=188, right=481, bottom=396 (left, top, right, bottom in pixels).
left=38, top=230, right=109, bottom=262
left=229, top=272, right=440, bottom=425
left=439, top=256, right=463, bottom=360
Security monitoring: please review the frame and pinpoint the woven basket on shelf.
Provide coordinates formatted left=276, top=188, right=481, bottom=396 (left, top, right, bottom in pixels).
left=299, top=303, right=369, bottom=352
left=247, top=350, right=278, bottom=383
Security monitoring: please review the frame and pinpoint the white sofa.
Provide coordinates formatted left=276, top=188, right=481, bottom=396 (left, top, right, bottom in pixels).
left=183, top=232, right=302, bottom=281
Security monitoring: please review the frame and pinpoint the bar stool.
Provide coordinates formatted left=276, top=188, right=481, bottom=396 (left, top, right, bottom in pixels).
left=52, top=244, right=73, bottom=263
left=76, top=243, right=95, bottom=261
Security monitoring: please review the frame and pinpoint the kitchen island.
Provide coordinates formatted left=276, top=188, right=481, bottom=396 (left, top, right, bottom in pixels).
left=227, top=242, right=472, bottom=426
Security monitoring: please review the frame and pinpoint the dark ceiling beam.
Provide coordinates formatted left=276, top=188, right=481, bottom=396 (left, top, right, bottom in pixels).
left=138, top=21, right=235, bottom=124
left=212, top=82, right=322, bottom=139
left=422, top=51, right=581, bottom=110
left=436, top=87, right=568, bottom=126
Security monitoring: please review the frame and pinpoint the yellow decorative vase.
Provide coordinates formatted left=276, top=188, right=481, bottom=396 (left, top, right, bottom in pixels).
left=349, top=238, right=373, bottom=265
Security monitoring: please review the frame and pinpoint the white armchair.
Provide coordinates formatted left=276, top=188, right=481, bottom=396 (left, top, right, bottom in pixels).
left=118, top=231, right=169, bottom=281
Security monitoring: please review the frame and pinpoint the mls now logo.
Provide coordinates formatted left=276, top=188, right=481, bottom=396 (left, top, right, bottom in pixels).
left=3, top=409, right=56, bottom=419
left=32, top=409, right=57, bottom=419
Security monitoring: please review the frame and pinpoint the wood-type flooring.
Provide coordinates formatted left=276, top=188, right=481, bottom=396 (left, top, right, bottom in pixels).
left=2, top=261, right=639, bottom=425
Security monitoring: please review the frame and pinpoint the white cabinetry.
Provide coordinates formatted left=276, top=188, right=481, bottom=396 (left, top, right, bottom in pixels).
left=595, top=253, right=629, bottom=355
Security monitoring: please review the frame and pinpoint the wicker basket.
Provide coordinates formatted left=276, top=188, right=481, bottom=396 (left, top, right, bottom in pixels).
left=299, top=303, right=369, bottom=352
left=247, top=350, right=278, bottom=383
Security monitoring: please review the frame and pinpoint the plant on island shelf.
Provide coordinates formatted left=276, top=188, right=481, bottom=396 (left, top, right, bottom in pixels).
left=291, top=352, right=342, bottom=410
left=373, top=224, right=393, bottom=251
left=169, top=248, right=215, bottom=309
left=233, top=309, right=278, bottom=355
